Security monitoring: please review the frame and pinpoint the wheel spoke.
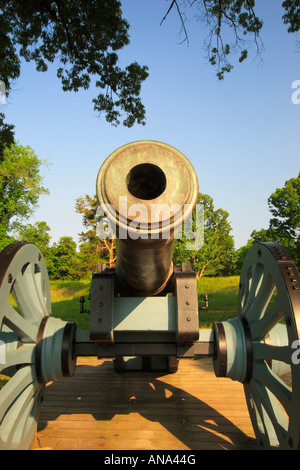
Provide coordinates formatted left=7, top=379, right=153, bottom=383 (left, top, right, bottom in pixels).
left=214, top=243, right=300, bottom=449
left=0, top=345, right=35, bottom=374
left=252, top=361, right=292, bottom=418
left=253, top=342, right=291, bottom=365
left=0, top=366, right=36, bottom=423
left=27, top=262, right=50, bottom=317
left=0, top=366, right=41, bottom=448
left=242, top=262, right=264, bottom=314
left=246, top=380, right=288, bottom=447
left=244, top=272, right=276, bottom=323
left=12, top=265, right=48, bottom=323
left=3, top=301, right=38, bottom=343
left=250, top=297, right=283, bottom=341
left=0, top=243, right=54, bottom=449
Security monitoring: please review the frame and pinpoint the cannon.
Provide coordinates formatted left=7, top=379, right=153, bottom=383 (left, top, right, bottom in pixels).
left=0, top=140, right=299, bottom=450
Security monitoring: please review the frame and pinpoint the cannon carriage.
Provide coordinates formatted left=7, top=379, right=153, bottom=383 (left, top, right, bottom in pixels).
left=0, top=140, right=299, bottom=450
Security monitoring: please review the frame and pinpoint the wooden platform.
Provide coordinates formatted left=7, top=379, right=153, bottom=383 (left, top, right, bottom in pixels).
left=31, top=357, right=258, bottom=450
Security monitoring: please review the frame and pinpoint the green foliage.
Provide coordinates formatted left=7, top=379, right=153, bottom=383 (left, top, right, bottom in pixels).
left=75, top=194, right=116, bottom=269
left=17, top=221, right=51, bottom=254
left=250, top=172, right=300, bottom=268
left=74, top=241, right=103, bottom=280
left=282, top=0, right=300, bottom=33
left=268, top=172, right=300, bottom=239
left=234, top=239, right=254, bottom=273
left=0, top=142, right=49, bottom=250
left=0, top=0, right=148, bottom=127
left=0, top=113, right=14, bottom=160
left=173, top=193, right=236, bottom=276
left=46, top=236, right=79, bottom=280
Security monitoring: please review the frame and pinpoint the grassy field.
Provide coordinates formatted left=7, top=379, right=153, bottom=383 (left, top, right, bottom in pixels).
left=49, top=276, right=240, bottom=330
left=197, top=276, right=240, bottom=327
left=50, top=279, right=91, bottom=329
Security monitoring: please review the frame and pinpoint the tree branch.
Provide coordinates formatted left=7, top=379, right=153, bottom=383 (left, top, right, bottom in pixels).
left=161, top=0, right=190, bottom=45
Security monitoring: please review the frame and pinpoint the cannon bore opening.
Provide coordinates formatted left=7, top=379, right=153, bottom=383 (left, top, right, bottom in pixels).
left=126, top=163, right=166, bottom=200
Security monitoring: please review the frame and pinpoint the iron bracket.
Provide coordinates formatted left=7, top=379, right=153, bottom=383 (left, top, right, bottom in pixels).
left=174, top=270, right=200, bottom=343
left=89, top=271, right=114, bottom=343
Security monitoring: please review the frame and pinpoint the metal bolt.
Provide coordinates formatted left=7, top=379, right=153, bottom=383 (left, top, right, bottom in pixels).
left=38, top=253, right=42, bottom=261
left=185, top=284, right=189, bottom=289
left=186, top=317, right=191, bottom=322
left=98, top=318, right=102, bottom=323
left=99, top=302, right=103, bottom=307
left=186, top=300, right=190, bottom=305
left=8, top=273, right=13, bottom=283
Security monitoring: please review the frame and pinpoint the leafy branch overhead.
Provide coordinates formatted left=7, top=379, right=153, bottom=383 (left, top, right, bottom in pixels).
left=1, top=0, right=300, bottom=131
left=0, top=0, right=149, bottom=127
left=161, top=0, right=300, bottom=79
left=161, top=0, right=264, bottom=80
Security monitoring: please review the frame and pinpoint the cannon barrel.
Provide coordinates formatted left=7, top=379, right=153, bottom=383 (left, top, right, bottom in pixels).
left=96, top=141, right=199, bottom=296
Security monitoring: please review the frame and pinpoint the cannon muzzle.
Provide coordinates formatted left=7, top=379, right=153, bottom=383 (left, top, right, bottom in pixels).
left=96, top=141, right=198, bottom=296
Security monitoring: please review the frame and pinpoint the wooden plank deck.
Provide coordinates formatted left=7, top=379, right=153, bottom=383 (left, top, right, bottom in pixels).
left=30, top=357, right=258, bottom=450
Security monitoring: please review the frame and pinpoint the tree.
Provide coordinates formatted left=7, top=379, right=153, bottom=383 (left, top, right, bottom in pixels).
left=0, top=0, right=149, bottom=128
left=75, top=194, right=116, bottom=276
left=46, top=236, right=79, bottom=280
left=234, top=238, right=254, bottom=273
left=173, top=193, right=236, bottom=276
left=0, top=142, right=49, bottom=250
left=250, top=172, right=300, bottom=268
left=268, top=172, right=300, bottom=239
left=17, top=221, right=51, bottom=256
left=1, top=1, right=299, bottom=133
left=282, top=0, right=300, bottom=33
left=162, top=0, right=300, bottom=80
left=0, top=113, right=14, bottom=160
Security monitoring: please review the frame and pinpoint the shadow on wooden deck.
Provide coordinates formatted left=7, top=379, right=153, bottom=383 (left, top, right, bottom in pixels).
left=32, top=358, right=258, bottom=450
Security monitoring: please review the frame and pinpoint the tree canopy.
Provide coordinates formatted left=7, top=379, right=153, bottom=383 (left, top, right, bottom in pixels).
left=173, top=193, right=236, bottom=276
left=1, top=0, right=300, bottom=134
left=250, top=172, right=300, bottom=267
left=0, top=0, right=149, bottom=128
left=0, top=142, right=49, bottom=250
left=75, top=194, right=116, bottom=272
left=163, top=0, right=300, bottom=80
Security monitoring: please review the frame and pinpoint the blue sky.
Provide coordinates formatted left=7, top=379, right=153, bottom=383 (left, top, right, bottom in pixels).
left=3, top=0, right=300, bottom=249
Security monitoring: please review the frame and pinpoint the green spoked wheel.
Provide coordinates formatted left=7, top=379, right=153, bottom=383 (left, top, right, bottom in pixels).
left=0, top=242, right=76, bottom=450
left=213, top=242, right=300, bottom=449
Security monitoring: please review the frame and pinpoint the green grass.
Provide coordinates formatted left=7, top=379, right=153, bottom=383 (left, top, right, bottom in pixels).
left=0, top=375, right=9, bottom=388
left=197, top=276, right=240, bottom=327
left=50, top=279, right=91, bottom=329
left=49, top=276, right=240, bottom=330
